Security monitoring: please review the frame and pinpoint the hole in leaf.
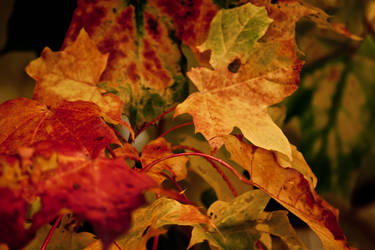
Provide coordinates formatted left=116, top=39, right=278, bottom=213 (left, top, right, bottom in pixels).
left=271, top=0, right=278, bottom=4
left=142, top=226, right=150, bottom=236
left=135, top=161, right=143, bottom=169
left=243, top=170, right=250, bottom=179
left=227, top=58, right=241, bottom=73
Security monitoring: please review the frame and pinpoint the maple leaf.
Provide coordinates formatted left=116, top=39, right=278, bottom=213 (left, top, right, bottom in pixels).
left=141, top=137, right=188, bottom=184
left=26, top=29, right=124, bottom=124
left=34, top=150, right=155, bottom=249
left=223, top=135, right=352, bottom=250
left=175, top=3, right=299, bottom=157
left=175, top=0, right=360, bottom=157
left=0, top=142, right=155, bottom=250
left=86, top=197, right=209, bottom=250
left=62, top=0, right=217, bottom=127
left=189, top=190, right=305, bottom=250
left=0, top=98, right=119, bottom=158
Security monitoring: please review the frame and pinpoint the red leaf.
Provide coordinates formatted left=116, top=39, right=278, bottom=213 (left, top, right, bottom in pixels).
left=0, top=187, right=33, bottom=250
left=0, top=143, right=155, bottom=249
left=33, top=149, right=155, bottom=248
left=0, top=98, right=119, bottom=158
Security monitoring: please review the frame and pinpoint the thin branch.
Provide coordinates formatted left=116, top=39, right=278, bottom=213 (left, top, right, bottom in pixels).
left=140, top=152, right=252, bottom=185
left=40, top=214, right=63, bottom=250
left=134, top=106, right=176, bottom=140
left=172, top=145, right=238, bottom=197
left=157, top=121, right=194, bottom=139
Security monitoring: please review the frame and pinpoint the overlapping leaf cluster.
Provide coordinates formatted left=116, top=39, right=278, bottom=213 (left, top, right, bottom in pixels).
left=0, top=0, right=363, bottom=249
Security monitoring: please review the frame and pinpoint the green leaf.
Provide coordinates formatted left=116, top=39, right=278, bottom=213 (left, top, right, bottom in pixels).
left=189, top=190, right=305, bottom=250
left=25, top=214, right=96, bottom=250
left=198, top=3, right=272, bottom=67
left=286, top=36, right=375, bottom=197
left=114, top=198, right=209, bottom=250
left=256, top=211, right=306, bottom=250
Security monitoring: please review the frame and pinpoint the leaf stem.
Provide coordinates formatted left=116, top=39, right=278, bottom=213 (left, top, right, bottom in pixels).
left=256, top=240, right=264, bottom=250
left=161, top=172, right=191, bottom=203
left=152, top=235, right=159, bottom=250
left=105, top=145, right=116, bottom=158
left=140, top=152, right=252, bottom=185
left=114, top=241, right=122, bottom=250
left=40, top=214, right=63, bottom=250
left=157, top=121, right=194, bottom=139
left=172, top=145, right=238, bottom=197
left=109, top=124, right=129, bottom=144
left=134, top=106, right=176, bottom=140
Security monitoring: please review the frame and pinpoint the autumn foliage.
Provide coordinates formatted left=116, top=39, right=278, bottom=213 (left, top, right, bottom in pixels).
left=0, top=0, right=364, bottom=249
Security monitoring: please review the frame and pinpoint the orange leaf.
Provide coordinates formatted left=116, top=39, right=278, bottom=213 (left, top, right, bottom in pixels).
left=174, top=3, right=303, bottom=158
left=176, top=65, right=298, bottom=156
left=0, top=98, right=119, bottom=158
left=141, top=137, right=188, bottom=184
left=113, top=143, right=140, bottom=162
left=26, top=29, right=124, bottom=124
left=224, top=135, right=353, bottom=250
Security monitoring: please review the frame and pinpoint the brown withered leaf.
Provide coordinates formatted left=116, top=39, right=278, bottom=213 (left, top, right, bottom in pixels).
left=26, top=29, right=124, bottom=124
left=0, top=98, right=119, bottom=158
left=141, top=137, right=188, bottom=184
left=62, top=0, right=217, bottom=127
left=223, top=135, right=352, bottom=250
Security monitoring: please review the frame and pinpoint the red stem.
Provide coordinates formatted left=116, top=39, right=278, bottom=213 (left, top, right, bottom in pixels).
left=160, top=172, right=191, bottom=203
left=134, top=106, right=176, bottom=140
left=152, top=235, right=159, bottom=250
left=157, top=121, right=194, bottom=139
left=172, top=145, right=238, bottom=197
left=109, top=124, right=129, bottom=143
left=114, top=241, right=122, bottom=250
left=105, top=145, right=116, bottom=158
left=256, top=240, right=264, bottom=250
left=140, top=152, right=251, bottom=185
left=40, top=214, right=63, bottom=250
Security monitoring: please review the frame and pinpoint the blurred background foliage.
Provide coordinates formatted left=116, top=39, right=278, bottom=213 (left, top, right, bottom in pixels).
left=1, top=0, right=375, bottom=249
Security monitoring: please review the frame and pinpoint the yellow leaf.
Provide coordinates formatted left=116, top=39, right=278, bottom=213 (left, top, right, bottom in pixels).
left=26, top=29, right=124, bottom=124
